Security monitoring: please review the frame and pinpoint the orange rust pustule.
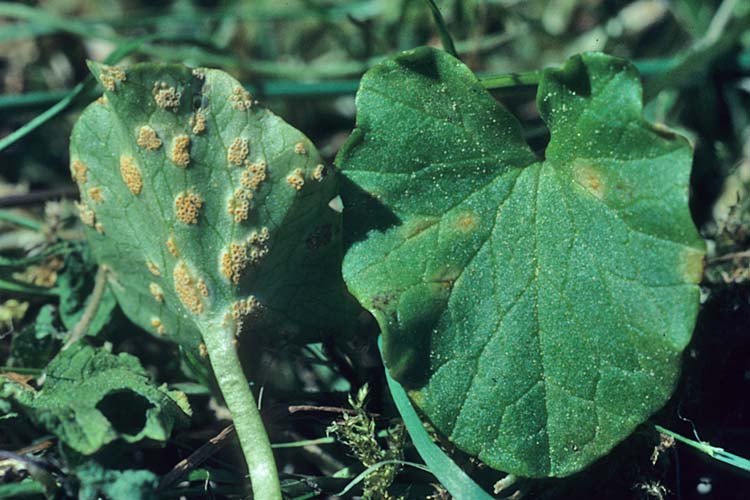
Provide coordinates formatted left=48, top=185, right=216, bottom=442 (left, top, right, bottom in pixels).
left=171, top=135, right=191, bottom=167
left=173, top=261, right=205, bottom=314
left=137, top=126, right=162, bottom=150
left=228, top=137, right=249, bottom=166
left=71, top=159, right=87, bottom=184
left=175, top=191, right=203, bottom=224
left=119, top=156, right=143, bottom=195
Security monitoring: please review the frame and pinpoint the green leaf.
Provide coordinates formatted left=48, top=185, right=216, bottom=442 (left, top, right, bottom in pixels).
left=9, top=305, right=61, bottom=368
left=337, top=47, right=705, bottom=478
left=5, top=344, right=189, bottom=455
left=69, top=60, right=350, bottom=498
left=75, top=461, right=158, bottom=500
left=0, top=479, right=45, bottom=499
left=69, top=61, right=345, bottom=355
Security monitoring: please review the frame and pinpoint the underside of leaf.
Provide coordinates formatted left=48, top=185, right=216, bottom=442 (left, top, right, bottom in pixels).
left=70, top=62, right=344, bottom=355
left=337, top=47, right=705, bottom=477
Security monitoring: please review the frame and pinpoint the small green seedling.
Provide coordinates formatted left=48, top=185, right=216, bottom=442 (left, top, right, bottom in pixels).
left=337, top=48, right=705, bottom=478
left=70, top=62, right=345, bottom=499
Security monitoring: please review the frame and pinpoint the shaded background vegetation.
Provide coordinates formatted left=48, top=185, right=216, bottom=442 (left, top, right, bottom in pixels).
left=0, top=0, right=748, bottom=498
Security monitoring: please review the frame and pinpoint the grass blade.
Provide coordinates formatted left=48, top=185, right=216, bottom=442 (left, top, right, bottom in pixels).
left=379, top=336, right=495, bottom=500
left=0, top=33, right=175, bottom=154
left=655, top=425, right=750, bottom=472
left=335, top=459, right=430, bottom=496
left=423, top=0, right=458, bottom=58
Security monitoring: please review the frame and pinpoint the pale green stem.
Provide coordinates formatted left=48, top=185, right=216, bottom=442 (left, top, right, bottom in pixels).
left=202, top=321, right=282, bottom=500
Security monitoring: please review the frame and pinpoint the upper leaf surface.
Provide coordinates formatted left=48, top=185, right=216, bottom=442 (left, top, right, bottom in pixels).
left=336, top=47, right=705, bottom=477
left=2, top=344, right=189, bottom=454
left=70, top=62, right=344, bottom=354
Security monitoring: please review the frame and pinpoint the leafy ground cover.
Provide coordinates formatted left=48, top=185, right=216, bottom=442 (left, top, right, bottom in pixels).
left=0, top=1, right=749, bottom=499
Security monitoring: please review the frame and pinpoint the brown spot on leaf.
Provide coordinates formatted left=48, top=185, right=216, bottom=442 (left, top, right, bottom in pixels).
left=455, top=211, right=477, bottom=232
left=573, top=163, right=605, bottom=200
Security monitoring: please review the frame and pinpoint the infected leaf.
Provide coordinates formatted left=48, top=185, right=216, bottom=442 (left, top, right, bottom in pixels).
left=337, top=48, right=705, bottom=477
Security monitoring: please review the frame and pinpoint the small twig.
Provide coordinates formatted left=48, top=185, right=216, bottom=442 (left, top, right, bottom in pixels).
left=14, top=439, right=55, bottom=456
left=158, top=425, right=236, bottom=491
left=708, top=249, right=750, bottom=263
left=62, top=265, right=108, bottom=350
left=288, top=404, right=373, bottom=416
left=0, top=187, right=79, bottom=207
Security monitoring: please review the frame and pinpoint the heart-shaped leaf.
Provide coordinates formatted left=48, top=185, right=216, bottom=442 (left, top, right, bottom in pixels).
left=336, top=48, right=705, bottom=477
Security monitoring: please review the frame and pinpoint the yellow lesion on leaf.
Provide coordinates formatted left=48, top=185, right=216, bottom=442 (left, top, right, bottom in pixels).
left=170, top=135, right=191, bottom=167
left=100, top=65, right=126, bottom=91
left=228, top=137, right=249, bottom=166
left=137, top=126, right=162, bottom=150
left=75, top=201, right=96, bottom=228
left=71, top=159, right=87, bottom=184
left=147, top=261, right=161, bottom=276
left=454, top=211, right=478, bottom=232
left=241, top=161, right=267, bottom=191
left=221, top=242, right=248, bottom=285
left=153, top=81, right=181, bottom=110
left=151, top=318, right=166, bottom=336
left=247, top=227, right=270, bottom=265
left=286, top=168, right=305, bottom=191
left=197, top=278, right=209, bottom=297
left=166, top=236, right=180, bottom=257
left=149, top=282, right=164, bottom=303
left=231, top=295, right=262, bottom=321
left=294, top=142, right=307, bottom=155
left=173, top=260, right=205, bottom=314
left=227, top=189, right=252, bottom=223
left=230, top=86, right=252, bottom=110
left=229, top=295, right=264, bottom=336
left=175, top=191, right=203, bottom=224
left=572, top=163, right=606, bottom=200
left=119, top=156, right=143, bottom=195
left=312, top=164, right=326, bottom=181
left=88, top=187, right=104, bottom=203
left=190, top=111, right=206, bottom=134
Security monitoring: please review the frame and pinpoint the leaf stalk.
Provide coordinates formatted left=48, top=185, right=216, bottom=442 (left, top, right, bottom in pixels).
left=202, top=322, right=282, bottom=500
